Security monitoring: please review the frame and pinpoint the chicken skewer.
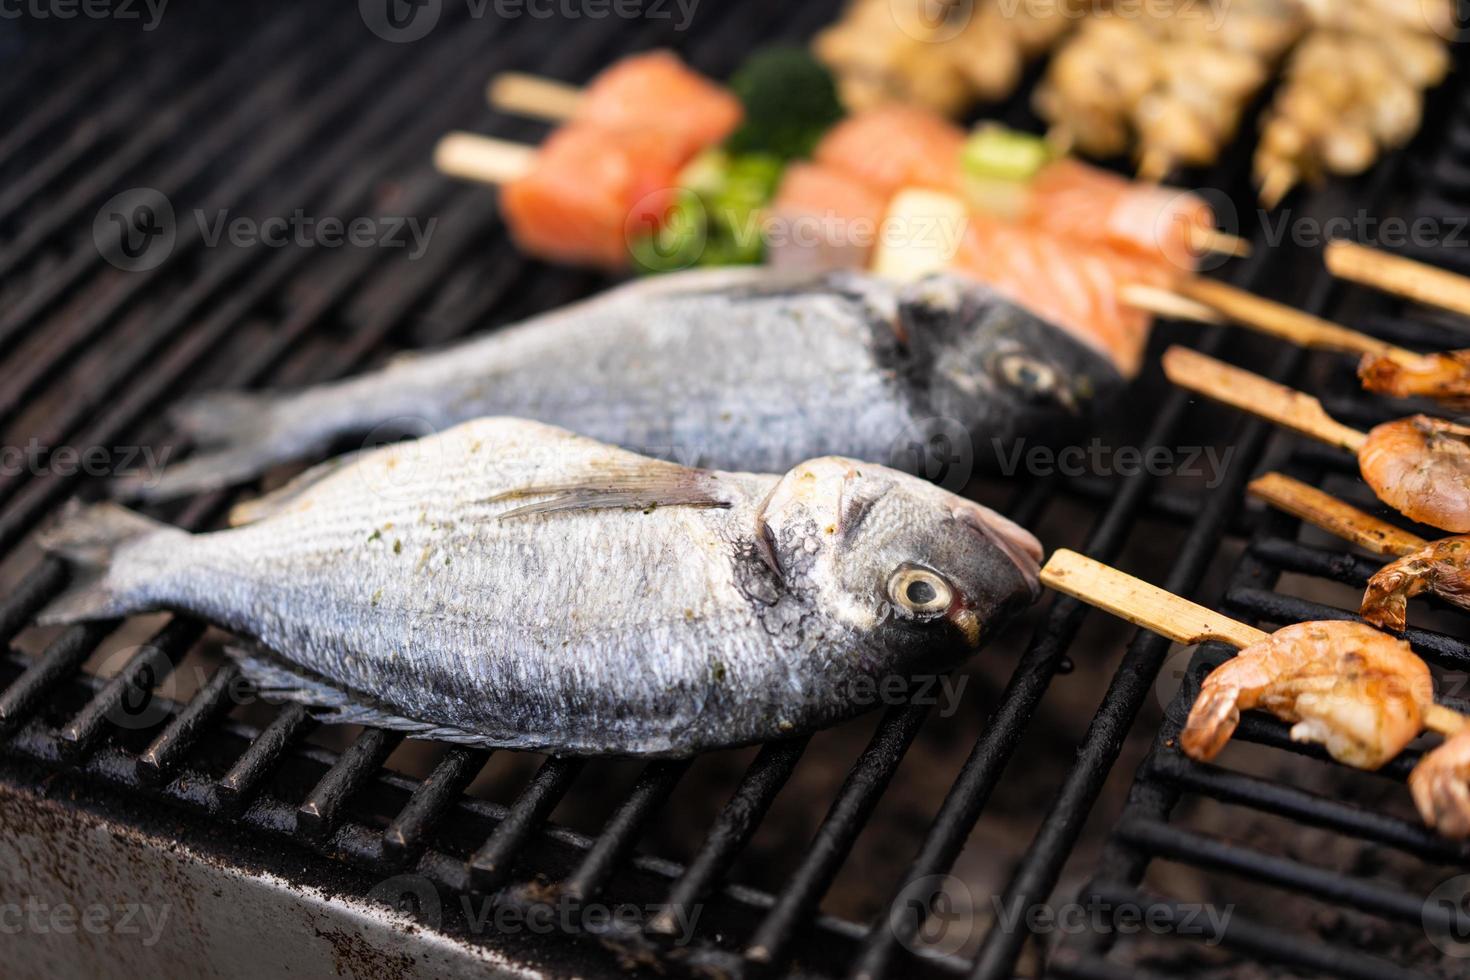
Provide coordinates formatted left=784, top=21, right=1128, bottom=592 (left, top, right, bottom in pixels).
left=1164, top=345, right=1470, bottom=533
left=1248, top=472, right=1470, bottom=633
left=1041, top=548, right=1470, bottom=837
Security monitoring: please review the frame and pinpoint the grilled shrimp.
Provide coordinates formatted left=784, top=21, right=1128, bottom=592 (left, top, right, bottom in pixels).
left=1409, top=729, right=1470, bottom=839
left=1180, top=621, right=1433, bottom=769
left=1362, top=536, right=1470, bottom=632
left=1358, top=350, right=1470, bottom=407
left=1359, top=416, right=1470, bottom=534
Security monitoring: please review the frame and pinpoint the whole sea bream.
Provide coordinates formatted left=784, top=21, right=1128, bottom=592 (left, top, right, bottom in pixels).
left=127, top=268, right=1123, bottom=501
left=44, top=418, right=1042, bottom=755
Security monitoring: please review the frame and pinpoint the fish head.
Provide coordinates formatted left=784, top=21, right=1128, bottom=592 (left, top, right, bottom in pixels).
left=897, top=275, right=1122, bottom=427
left=754, top=457, right=1042, bottom=656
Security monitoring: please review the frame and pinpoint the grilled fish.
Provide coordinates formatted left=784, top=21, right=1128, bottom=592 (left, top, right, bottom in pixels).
left=44, top=418, right=1042, bottom=756
left=126, top=268, right=1122, bottom=502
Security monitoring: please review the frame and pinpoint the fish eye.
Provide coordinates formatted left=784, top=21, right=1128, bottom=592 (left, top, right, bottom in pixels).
left=996, top=353, right=1059, bottom=394
left=887, top=564, right=954, bottom=620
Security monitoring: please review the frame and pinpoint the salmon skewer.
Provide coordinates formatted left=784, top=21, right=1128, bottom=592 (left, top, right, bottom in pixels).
left=486, top=75, right=1249, bottom=261
left=1041, top=548, right=1470, bottom=837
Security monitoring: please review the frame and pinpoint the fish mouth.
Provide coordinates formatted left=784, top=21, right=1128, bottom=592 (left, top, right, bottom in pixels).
left=952, top=502, right=1043, bottom=598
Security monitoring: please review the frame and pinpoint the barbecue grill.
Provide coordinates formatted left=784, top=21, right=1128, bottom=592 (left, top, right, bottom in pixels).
left=3, top=2, right=1469, bottom=977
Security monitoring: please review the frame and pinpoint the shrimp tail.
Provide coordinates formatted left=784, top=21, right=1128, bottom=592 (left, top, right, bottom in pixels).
left=1180, top=684, right=1242, bottom=761
left=1361, top=566, right=1413, bottom=632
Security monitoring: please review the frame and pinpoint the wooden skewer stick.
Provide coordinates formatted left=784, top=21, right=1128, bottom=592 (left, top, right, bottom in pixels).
left=1162, top=345, right=1368, bottom=454
left=1247, top=472, right=1427, bottom=557
left=1041, top=549, right=1469, bottom=736
left=1176, top=278, right=1405, bottom=360
left=1327, top=240, right=1470, bottom=321
left=1042, top=549, right=1267, bottom=648
left=488, top=72, right=583, bottom=120
left=434, top=132, right=534, bottom=185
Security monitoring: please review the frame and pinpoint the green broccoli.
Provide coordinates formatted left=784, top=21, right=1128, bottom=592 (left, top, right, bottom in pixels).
left=725, top=47, right=844, bottom=162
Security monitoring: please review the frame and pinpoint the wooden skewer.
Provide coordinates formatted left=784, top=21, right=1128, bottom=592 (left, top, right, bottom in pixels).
left=488, top=71, right=583, bottom=120
left=1041, top=549, right=1468, bottom=736
left=1162, top=345, right=1368, bottom=454
left=1042, top=549, right=1267, bottom=648
left=1246, top=473, right=1427, bottom=557
left=1326, top=240, right=1470, bottom=320
left=1175, top=278, right=1404, bottom=359
left=434, top=132, right=534, bottom=185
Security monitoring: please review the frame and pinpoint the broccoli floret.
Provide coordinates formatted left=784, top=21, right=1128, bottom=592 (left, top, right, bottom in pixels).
left=725, top=47, right=844, bottom=162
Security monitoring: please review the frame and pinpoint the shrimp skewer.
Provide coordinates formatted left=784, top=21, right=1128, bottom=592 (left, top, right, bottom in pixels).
left=1248, top=473, right=1470, bottom=633
left=1041, top=549, right=1470, bottom=836
left=1164, top=346, right=1470, bottom=534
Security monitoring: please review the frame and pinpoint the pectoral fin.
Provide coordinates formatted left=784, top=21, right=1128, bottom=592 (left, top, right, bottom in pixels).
left=490, top=464, right=732, bottom=521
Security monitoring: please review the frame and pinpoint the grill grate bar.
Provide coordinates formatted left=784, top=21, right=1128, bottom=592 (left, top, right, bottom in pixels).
left=0, top=43, right=128, bottom=174
left=647, top=737, right=809, bottom=936
left=296, top=726, right=404, bottom=841
left=746, top=702, right=930, bottom=968
left=0, top=557, right=67, bottom=645
left=560, top=759, right=693, bottom=903
left=54, top=617, right=205, bottom=758
left=469, top=755, right=587, bottom=893
left=136, top=662, right=242, bottom=784
left=215, top=701, right=314, bottom=814
left=382, top=747, right=492, bottom=867
left=1073, top=882, right=1419, bottom=980
left=1115, top=816, right=1436, bottom=928
left=1147, top=751, right=1470, bottom=864
left=0, top=620, right=115, bottom=740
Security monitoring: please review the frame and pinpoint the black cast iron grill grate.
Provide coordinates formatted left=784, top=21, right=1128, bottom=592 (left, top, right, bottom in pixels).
left=2, top=3, right=1468, bottom=978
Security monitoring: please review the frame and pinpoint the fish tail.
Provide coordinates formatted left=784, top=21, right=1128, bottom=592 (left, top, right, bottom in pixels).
left=37, top=501, right=185, bottom=623
left=113, top=390, right=296, bottom=502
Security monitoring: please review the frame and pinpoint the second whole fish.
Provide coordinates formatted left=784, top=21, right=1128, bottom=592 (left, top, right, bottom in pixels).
left=127, top=268, right=1124, bottom=501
